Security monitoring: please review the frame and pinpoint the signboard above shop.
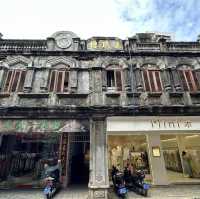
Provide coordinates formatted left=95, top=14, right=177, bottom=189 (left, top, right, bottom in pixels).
left=107, top=116, right=200, bottom=133
left=87, top=37, right=123, bottom=51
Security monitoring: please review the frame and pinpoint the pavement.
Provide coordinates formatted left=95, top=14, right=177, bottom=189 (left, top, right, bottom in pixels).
left=0, top=185, right=200, bottom=199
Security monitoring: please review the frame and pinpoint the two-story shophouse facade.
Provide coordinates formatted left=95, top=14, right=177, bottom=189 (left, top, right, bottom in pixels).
left=1, top=31, right=200, bottom=198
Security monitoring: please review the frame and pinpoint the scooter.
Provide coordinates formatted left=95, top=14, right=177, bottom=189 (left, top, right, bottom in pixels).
left=43, top=166, right=61, bottom=199
left=125, top=169, right=150, bottom=197
left=112, top=169, right=128, bottom=199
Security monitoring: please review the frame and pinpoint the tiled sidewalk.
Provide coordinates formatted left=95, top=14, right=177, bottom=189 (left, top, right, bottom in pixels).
left=0, top=185, right=200, bottom=199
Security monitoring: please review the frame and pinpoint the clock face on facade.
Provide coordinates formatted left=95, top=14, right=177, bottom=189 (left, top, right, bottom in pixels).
left=56, top=36, right=72, bottom=49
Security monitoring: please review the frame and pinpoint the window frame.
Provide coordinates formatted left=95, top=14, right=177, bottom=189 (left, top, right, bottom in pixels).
left=106, top=66, right=123, bottom=92
left=3, top=69, right=26, bottom=93
left=48, top=69, right=70, bottom=93
left=142, top=69, right=163, bottom=92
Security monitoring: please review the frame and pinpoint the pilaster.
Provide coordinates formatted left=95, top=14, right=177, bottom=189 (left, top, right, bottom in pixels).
left=88, top=116, right=109, bottom=199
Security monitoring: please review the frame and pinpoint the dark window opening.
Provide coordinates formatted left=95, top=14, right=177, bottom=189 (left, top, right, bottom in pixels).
left=106, top=70, right=122, bottom=91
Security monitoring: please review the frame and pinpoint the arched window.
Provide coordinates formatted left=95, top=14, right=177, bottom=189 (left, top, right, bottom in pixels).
left=178, top=67, right=200, bottom=91
left=3, top=69, right=26, bottom=92
left=48, top=65, right=70, bottom=93
left=142, top=64, right=162, bottom=92
left=106, top=65, right=123, bottom=91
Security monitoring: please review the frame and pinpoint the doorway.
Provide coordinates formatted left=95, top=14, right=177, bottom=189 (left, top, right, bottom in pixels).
left=67, top=132, right=90, bottom=186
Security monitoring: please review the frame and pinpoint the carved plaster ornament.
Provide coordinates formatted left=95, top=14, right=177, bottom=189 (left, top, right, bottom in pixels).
left=56, top=35, right=72, bottom=49
left=51, top=31, right=78, bottom=49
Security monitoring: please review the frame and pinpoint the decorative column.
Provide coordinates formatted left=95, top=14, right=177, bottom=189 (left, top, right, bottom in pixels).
left=171, top=68, right=182, bottom=92
left=23, top=68, right=35, bottom=92
left=88, top=116, right=109, bottom=199
left=146, top=134, right=168, bottom=185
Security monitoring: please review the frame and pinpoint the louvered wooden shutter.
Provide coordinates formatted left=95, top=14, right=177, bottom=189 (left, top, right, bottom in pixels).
left=18, top=70, right=26, bottom=92
left=56, top=71, right=64, bottom=92
left=193, top=71, right=200, bottom=91
left=4, top=70, right=13, bottom=92
left=155, top=71, right=162, bottom=91
left=116, top=70, right=122, bottom=91
left=143, top=70, right=150, bottom=92
left=49, top=70, right=56, bottom=92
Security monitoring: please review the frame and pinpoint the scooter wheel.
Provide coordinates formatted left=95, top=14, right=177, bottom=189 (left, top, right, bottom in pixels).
left=142, top=189, right=148, bottom=197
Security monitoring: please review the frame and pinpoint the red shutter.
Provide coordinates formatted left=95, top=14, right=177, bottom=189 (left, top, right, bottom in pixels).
left=192, top=71, right=200, bottom=90
left=143, top=70, right=150, bottom=92
left=4, top=70, right=13, bottom=92
left=185, top=70, right=194, bottom=91
left=11, top=71, right=20, bottom=92
left=149, top=71, right=155, bottom=92
left=155, top=71, right=162, bottom=92
left=49, top=70, right=56, bottom=92
left=56, top=71, right=64, bottom=92
left=115, top=70, right=122, bottom=91
left=18, top=70, right=26, bottom=92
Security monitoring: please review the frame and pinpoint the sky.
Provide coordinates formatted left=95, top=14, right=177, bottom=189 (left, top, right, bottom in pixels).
left=0, top=0, right=199, bottom=41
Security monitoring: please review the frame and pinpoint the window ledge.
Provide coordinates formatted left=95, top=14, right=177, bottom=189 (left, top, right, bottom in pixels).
left=147, top=92, right=162, bottom=97
left=169, top=92, right=183, bottom=97
left=18, top=93, right=49, bottom=98
left=0, top=93, right=10, bottom=98
left=105, top=92, right=120, bottom=97
left=190, top=92, right=200, bottom=96
left=126, top=92, right=142, bottom=97
left=56, top=93, right=89, bottom=98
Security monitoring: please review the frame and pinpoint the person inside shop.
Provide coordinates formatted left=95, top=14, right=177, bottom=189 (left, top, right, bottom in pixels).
left=182, top=151, right=193, bottom=178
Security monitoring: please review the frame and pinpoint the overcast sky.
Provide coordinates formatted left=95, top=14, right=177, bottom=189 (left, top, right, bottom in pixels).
left=0, top=0, right=199, bottom=41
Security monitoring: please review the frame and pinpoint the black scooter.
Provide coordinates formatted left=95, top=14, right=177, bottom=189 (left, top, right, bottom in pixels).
left=112, top=167, right=128, bottom=199
left=124, top=169, right=150, bottom=197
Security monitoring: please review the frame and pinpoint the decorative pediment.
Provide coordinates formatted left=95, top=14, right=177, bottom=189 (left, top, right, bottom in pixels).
left=101, top=58, right=128, bottom=69
left=46, top=57, right=76, bottom=68
left=6, top=56, right=32, bottom=68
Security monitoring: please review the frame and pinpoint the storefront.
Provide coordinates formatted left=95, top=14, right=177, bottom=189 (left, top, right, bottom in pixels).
left=0, top=119, right=90, bottom=189
left=107, top=116, right=200, bottom=185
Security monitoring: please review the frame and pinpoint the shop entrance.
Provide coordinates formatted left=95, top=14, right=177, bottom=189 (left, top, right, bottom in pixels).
left=161, top=134, right=200, bottom=183
left=0, top=133, right=60, bottom=189
left=107, top=135, right=151, bottom=184
left=67, top=132, right=90, bottom=186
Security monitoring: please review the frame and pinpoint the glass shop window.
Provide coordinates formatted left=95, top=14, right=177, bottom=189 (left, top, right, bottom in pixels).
left=0, top=133, right=60, bottom=189
left=3, top=69, right=26, bottom=92
left=106, top=70, right=122, bottom=91
left=179, top=70, right=200, bottom=92
left=142, top=69, right=162, bottom=92
left=49, top=70, right=70, bottom=92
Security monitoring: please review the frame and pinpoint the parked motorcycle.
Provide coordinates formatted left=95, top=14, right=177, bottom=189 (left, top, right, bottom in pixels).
left=43, top=161, right=61, bottom=199
left=125, top=169, right=150, bottom=197
left=112, top=167, right=128, bottom=199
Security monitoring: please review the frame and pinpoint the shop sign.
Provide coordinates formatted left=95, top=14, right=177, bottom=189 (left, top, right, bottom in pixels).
left=0, top=120, right=62, bottom=133
left=87, top=38, right=123, bottom=50
left=150, top=119, right=192, bottom=129
left=107, top=116, right=200, bottom=132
